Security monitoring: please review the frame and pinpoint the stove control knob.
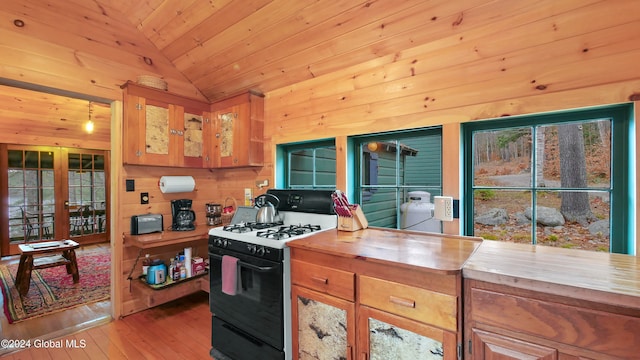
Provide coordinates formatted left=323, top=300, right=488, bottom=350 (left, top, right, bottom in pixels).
left=248, top=244, right=257, bottom=254
left=221, top=239, right=229, bottom=248
left=214, top=238, right=222, bottom=247
left=256, top=246, right=265, bottom=256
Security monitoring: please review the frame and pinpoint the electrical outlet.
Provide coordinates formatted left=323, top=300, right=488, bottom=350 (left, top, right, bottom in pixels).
left=434, top=196, right=454, bottom=221
left=244, top=188, right=253, bottom=206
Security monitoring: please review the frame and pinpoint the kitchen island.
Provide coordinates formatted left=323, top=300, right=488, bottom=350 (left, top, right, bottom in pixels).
left=289, top=228, right=640, bottom=359
left=287, top=228, right=482, bottom=360
left=463, top=240, right=640, bottom=359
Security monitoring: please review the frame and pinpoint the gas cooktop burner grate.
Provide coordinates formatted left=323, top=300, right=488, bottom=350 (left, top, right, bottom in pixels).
left=223, top=221, right=284, bottom=233
left=256, top=224, right=322, bottom=240
left=256, top=229, right=291, bottom=240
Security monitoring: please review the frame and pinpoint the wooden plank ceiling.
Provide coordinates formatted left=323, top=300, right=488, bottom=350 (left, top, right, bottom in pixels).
left=0, top=0, right=495, bottom=103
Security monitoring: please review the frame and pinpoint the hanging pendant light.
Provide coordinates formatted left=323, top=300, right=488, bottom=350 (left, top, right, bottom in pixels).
left=84, top=101, right=94, bottom=134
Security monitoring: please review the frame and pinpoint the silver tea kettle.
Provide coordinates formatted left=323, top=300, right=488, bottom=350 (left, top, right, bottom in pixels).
left=254, top=193, right=280, bottom=223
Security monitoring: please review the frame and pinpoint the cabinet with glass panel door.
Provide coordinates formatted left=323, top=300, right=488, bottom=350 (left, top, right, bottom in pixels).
left=122, top=81, right=210, bottom=168
left=204, top=91, right=264, bottom=168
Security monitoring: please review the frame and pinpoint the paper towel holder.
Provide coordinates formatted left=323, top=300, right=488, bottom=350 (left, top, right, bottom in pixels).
left=158, top=175, right=196, bottom=193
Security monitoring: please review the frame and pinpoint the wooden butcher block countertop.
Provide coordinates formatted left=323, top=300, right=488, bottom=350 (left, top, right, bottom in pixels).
left=287, top=228, right=483, bottom=274
left=463, top=240, right=640, bottom=309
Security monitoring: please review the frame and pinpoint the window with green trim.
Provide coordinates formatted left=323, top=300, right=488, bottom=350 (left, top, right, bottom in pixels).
left=463, top=105, right=633, bottom=254
left=353, top=127, right=442, bottom=231
left=281, top=141, right=336, bottom=189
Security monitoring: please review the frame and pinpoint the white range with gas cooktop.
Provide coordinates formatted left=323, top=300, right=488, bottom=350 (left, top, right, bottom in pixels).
left=207, top=189, right=337, bottom=360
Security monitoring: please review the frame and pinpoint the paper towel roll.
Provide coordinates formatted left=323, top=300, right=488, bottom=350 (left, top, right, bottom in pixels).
left=184, top=247, right=192, bottom=277
left=159, top=176, right=195, bottom=193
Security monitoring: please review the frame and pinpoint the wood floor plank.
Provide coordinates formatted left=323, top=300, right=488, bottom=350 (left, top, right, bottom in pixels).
left=84, top=326, right=125, bottom=360
left=94, top=321, right=145, bottom=359
left=1, top=291, right=211, bottom=359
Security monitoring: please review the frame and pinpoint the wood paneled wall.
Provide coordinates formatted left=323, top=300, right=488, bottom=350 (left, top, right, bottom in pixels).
left=0, top=85, right=111, bottom=149
left=264, top=0, right=640, bottom=239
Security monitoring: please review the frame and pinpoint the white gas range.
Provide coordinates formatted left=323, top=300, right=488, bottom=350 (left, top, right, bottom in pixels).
left=207, top=189, right=337, bottom=360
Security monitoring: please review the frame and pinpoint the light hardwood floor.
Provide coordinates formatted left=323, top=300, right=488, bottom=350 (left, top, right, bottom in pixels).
left=0, top=244, right=212, bottom=359
left=0, top=292, right=211, bottom=359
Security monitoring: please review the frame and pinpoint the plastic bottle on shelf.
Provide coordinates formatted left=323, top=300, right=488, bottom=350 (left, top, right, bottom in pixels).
left=169, top=259, right=176, bottom=281
left=173, top=260, right=181, bottom=281
left=142, top=254, right=151, bottom=275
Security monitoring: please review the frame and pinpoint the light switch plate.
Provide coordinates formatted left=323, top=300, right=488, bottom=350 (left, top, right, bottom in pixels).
left=140, top=192, right=149, bottom=204
left=126, top=179, right=135, bottom=192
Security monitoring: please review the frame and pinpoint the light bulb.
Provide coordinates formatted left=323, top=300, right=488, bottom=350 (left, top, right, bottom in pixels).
left=85, top=121, right=94, bottom=133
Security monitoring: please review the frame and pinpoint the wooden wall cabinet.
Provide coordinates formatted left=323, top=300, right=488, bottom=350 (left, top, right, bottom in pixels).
left=122, top=82, right=210, bottom=167
left=205, top=91, right=264, bottom=168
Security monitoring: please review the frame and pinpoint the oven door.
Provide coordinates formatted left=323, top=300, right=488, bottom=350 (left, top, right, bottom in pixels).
left=209, top=248, right=284, bottom=351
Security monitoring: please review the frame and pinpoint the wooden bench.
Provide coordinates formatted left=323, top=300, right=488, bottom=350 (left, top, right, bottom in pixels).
left=15, top=240, right=80, bottom=296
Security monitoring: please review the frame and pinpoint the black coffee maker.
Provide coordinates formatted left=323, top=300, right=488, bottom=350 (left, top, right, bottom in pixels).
left=171, top=199, right=196, bottom=231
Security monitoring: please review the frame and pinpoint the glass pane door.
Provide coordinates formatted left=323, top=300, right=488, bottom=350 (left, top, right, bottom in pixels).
left=2, top=146, right=108, bottom=256
left=7, top=149, right=56, bottom=243
left=68, top=151, right=107, bottom=240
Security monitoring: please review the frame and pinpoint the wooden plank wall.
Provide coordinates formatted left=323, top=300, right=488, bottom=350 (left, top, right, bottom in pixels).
left=264, top=0, right=640, bottom=235
left=0, top=85, right=111, bottom=149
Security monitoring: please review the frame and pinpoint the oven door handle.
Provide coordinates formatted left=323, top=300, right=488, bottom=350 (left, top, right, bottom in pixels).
left=209, top=253, right=280, bottom=272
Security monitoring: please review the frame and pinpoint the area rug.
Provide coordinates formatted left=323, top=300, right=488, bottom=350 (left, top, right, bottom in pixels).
left=0, top=246, right=110, bottom=323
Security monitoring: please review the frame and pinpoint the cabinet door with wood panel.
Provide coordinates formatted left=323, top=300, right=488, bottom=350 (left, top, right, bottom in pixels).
left=464, top=279, right=640, bottom=360
left=122, top=82, right=209, bottom=167
left=470, top=329, right=557, bottom=360
left=205, top=91, right=264, bottom=168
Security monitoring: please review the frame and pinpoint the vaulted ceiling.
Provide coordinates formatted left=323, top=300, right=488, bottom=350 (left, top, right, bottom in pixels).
left=2, top=0, right=454, bottom=103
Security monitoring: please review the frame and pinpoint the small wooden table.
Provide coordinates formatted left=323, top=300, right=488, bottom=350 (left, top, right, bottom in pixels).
left=15, top=240, right=80, bottom=296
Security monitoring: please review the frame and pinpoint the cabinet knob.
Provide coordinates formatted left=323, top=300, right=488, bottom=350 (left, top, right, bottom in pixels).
left=215, top=133, right=220, bottom=138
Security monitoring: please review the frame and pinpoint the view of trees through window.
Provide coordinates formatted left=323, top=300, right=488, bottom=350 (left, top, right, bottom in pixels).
left=471, top=119, right=612, bottom=252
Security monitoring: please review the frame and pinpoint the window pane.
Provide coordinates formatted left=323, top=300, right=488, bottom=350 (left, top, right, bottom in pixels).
left=94, top=155, right=105, bottom=170
left=287, top=145, right=335, bottom=188
left=473, top=190, right=532, bottom=244
left=24, top=151, right=39, bottom=168
left=357, top=129, right=442, bottom=232
left=290, top=149, right=314, bottom=186
left=361, top=188, right=397, bottom=228
left=402, top=136, right=441, bottom=186
left=41, top=151, right=54, bottom=169
left=539, top=120, right=611, bottom=189
left=69, top=153, right=81, bottom=170
left=536, top=191, right=609, bottom=251
left=367, top=141, right=398, bottom=186
left=473, top=128, right=532, bottom=187
left=8, top=150, right=22, bottom=167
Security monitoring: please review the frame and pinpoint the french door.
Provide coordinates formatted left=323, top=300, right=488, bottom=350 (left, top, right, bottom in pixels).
left=1, top=145, right=109, bottom=256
